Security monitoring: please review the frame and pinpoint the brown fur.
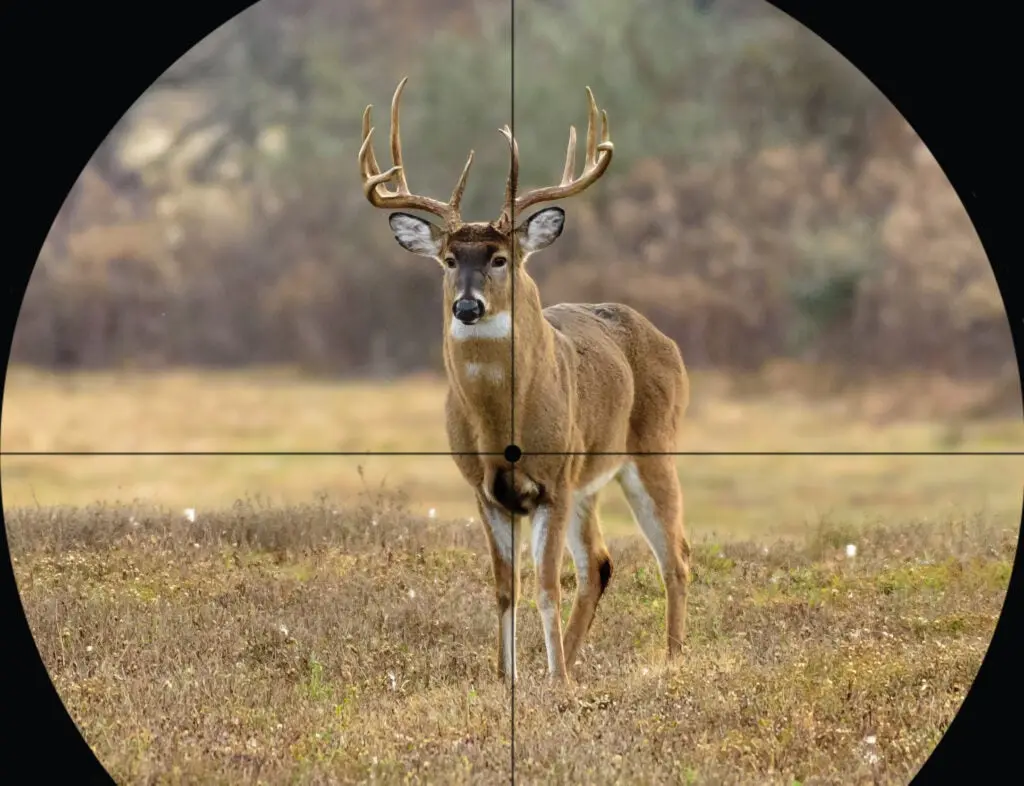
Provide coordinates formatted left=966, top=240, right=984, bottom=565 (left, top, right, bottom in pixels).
left=360, top=78, right=692, bottom=685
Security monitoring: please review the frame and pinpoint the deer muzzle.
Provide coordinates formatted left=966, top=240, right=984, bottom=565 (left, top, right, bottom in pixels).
left=452, top=297, right=485, bottom=325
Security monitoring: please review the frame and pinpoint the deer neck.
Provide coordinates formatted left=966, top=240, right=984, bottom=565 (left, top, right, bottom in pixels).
left=442, top=302, right=514, bottom=451
left=510, top=274, right=559, bottom=390
left=509, top=276, right=571, bottom=451
left=441, top=274, right=559, bottom=449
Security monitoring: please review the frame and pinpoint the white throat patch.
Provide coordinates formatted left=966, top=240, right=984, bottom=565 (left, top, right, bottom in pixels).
left=449, top=310, right=511, bottom=341
left=463, top=362, right=506, bottom=383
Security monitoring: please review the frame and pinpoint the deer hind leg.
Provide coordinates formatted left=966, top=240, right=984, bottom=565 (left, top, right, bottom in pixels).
left=561, top=491, right=613, bottom=671
left=478, top=495, right=521, bottom=684
left=617, top=457, right=691, bottom=660
left=530, top=497, right=572, bottom=683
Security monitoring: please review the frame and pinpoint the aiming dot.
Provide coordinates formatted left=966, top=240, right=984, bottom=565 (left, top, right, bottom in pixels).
left=504, top=444, right=522, bottom=463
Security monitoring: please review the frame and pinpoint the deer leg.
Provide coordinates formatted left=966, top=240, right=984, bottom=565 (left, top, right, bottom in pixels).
left=617, top=457, right=691, bottom=660
left=478, top=495, right=521, bottom=683
left=561, top=491, right=613, bottom=671
left=530, top=497, right=572, bottom=684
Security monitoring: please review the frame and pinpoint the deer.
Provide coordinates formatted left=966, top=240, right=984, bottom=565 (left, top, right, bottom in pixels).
left=358, top=77, right=691, bottom=686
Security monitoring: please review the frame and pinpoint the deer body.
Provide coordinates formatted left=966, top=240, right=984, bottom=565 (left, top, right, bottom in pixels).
left=360, top=78, right=692, bottom=684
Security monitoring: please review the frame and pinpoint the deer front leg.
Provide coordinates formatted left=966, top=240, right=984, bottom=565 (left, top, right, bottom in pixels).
left=530, top=496, right=572, bottom=684
left=478, top=496, right=520, bottom=683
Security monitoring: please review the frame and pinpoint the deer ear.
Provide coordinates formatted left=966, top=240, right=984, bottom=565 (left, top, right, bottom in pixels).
left=516, top=207, right=565, bottom=253
left=389, top=212, right=443, bottom=257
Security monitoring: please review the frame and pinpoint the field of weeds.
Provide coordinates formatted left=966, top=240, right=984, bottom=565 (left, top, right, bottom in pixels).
left=2, top=366, right=1022, bottom=532
left=5, top=494, right=1018, bottom=785
left=3, top=366, right=1021, bottom=782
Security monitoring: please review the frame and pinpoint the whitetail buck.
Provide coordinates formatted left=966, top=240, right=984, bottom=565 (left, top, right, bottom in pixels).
left=359, top=77, right=691, bottom=685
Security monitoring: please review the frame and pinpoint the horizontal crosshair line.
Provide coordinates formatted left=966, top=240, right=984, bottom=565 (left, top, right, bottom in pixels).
left=521, top=450, right=1024, bottom=457
left=1, top=450, right=1022, bottom=457
left=0, top=451, right=503, bottom=457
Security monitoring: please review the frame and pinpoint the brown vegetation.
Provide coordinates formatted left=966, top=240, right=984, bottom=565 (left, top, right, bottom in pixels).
left=15, top=119, right=1012, bottom=381
left=539, top=125, right=1010, bottom=376
left=6, top=497, right=1016, bottom=784
left=4, top=361, right=1020, bottom=783
left=3, top=367, right=1022, bottom=520
left=9, top=0, right=1016, bottom=386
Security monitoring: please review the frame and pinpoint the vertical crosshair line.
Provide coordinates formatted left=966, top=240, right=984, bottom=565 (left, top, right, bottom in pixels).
left=509, top=500, right=518, bottom=785
left=508, top=1, right=517, bottom=783
left=509, top=8, right=517, bottom=455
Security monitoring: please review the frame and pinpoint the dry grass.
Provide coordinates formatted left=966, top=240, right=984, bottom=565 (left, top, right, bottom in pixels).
left=6, top=495, right=1017, bottom=784
left=2, top=365, right=1022, bottom=533
left=7, top=497, right=508, bottom=784
left=3, top=366, right=1021, bottom=783
left=514, top=514, right=1016, bottom=785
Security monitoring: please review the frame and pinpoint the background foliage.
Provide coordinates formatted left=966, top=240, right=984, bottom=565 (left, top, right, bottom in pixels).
left=13, top=0, right=1014, bottom=384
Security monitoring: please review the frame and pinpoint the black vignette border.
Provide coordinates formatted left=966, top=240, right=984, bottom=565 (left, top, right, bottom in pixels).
left=751, top=1, right=1022, bottom=785
left=0, top=2, right=260, bottom=782
left=0, top=0, right=1020, bottom=784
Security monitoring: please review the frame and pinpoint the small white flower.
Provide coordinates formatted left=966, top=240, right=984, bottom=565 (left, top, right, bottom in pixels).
left=861, top=734, right=880, bottom=764
left=428, top=508, right=437, bottom=519
left=846, top=544, right=857, bottom=558
left=408, top=589, right=416, bottom=599
left=278, top=624, right=289, bottom=636
left=86, top=645, right=93, bottom=653
left=183, top=508, right=196, bottom=523
left=371, top=517, right=378, bottom=527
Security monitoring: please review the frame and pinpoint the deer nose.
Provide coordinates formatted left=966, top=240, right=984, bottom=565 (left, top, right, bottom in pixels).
left=453, top=298, right=484, bottom=324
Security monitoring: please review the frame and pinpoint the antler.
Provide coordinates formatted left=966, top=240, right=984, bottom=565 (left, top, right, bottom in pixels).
left=494, top=86, right=613, bottom=232
left=359, top=76, right=474, bottom=231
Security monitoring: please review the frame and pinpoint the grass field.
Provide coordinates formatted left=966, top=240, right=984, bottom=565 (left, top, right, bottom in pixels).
left=2, top=365, right=1022, bottom=783
left=5, top=498, right=1017, bottom=784
left=2, top=365, right=1022, bottom=535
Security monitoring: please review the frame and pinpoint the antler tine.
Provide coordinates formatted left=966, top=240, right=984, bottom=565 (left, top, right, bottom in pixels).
left=389, top=77, right=411, bottom=194
left=360, top=106, right=376, bottom=176
left=585, top=86, right=599, bottom=169
left=561, top=126, right=577, bottom=186
left=449, top=150, right=475, bottom=213
left=495, top=125, right=519, bottom=231
left=359, top=120, right=404, bottom=197
left=358, top=123, right=408, bottom=202
left=508, top=86, right=615, bottom=218
left=358, top=77, right=472, bottom=229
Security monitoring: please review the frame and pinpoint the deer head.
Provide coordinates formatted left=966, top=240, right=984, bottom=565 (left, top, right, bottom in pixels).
left=359, top=77, right=613, bottom=327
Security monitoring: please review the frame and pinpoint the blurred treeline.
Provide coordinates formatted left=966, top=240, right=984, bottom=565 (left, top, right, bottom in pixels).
left=13, top=0, right=1015, bottom=382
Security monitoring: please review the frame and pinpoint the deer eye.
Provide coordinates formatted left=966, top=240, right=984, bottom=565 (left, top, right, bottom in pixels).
left=491, top=256, right=507, bottom=268
left=444, top=257, right=457, bottom=269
